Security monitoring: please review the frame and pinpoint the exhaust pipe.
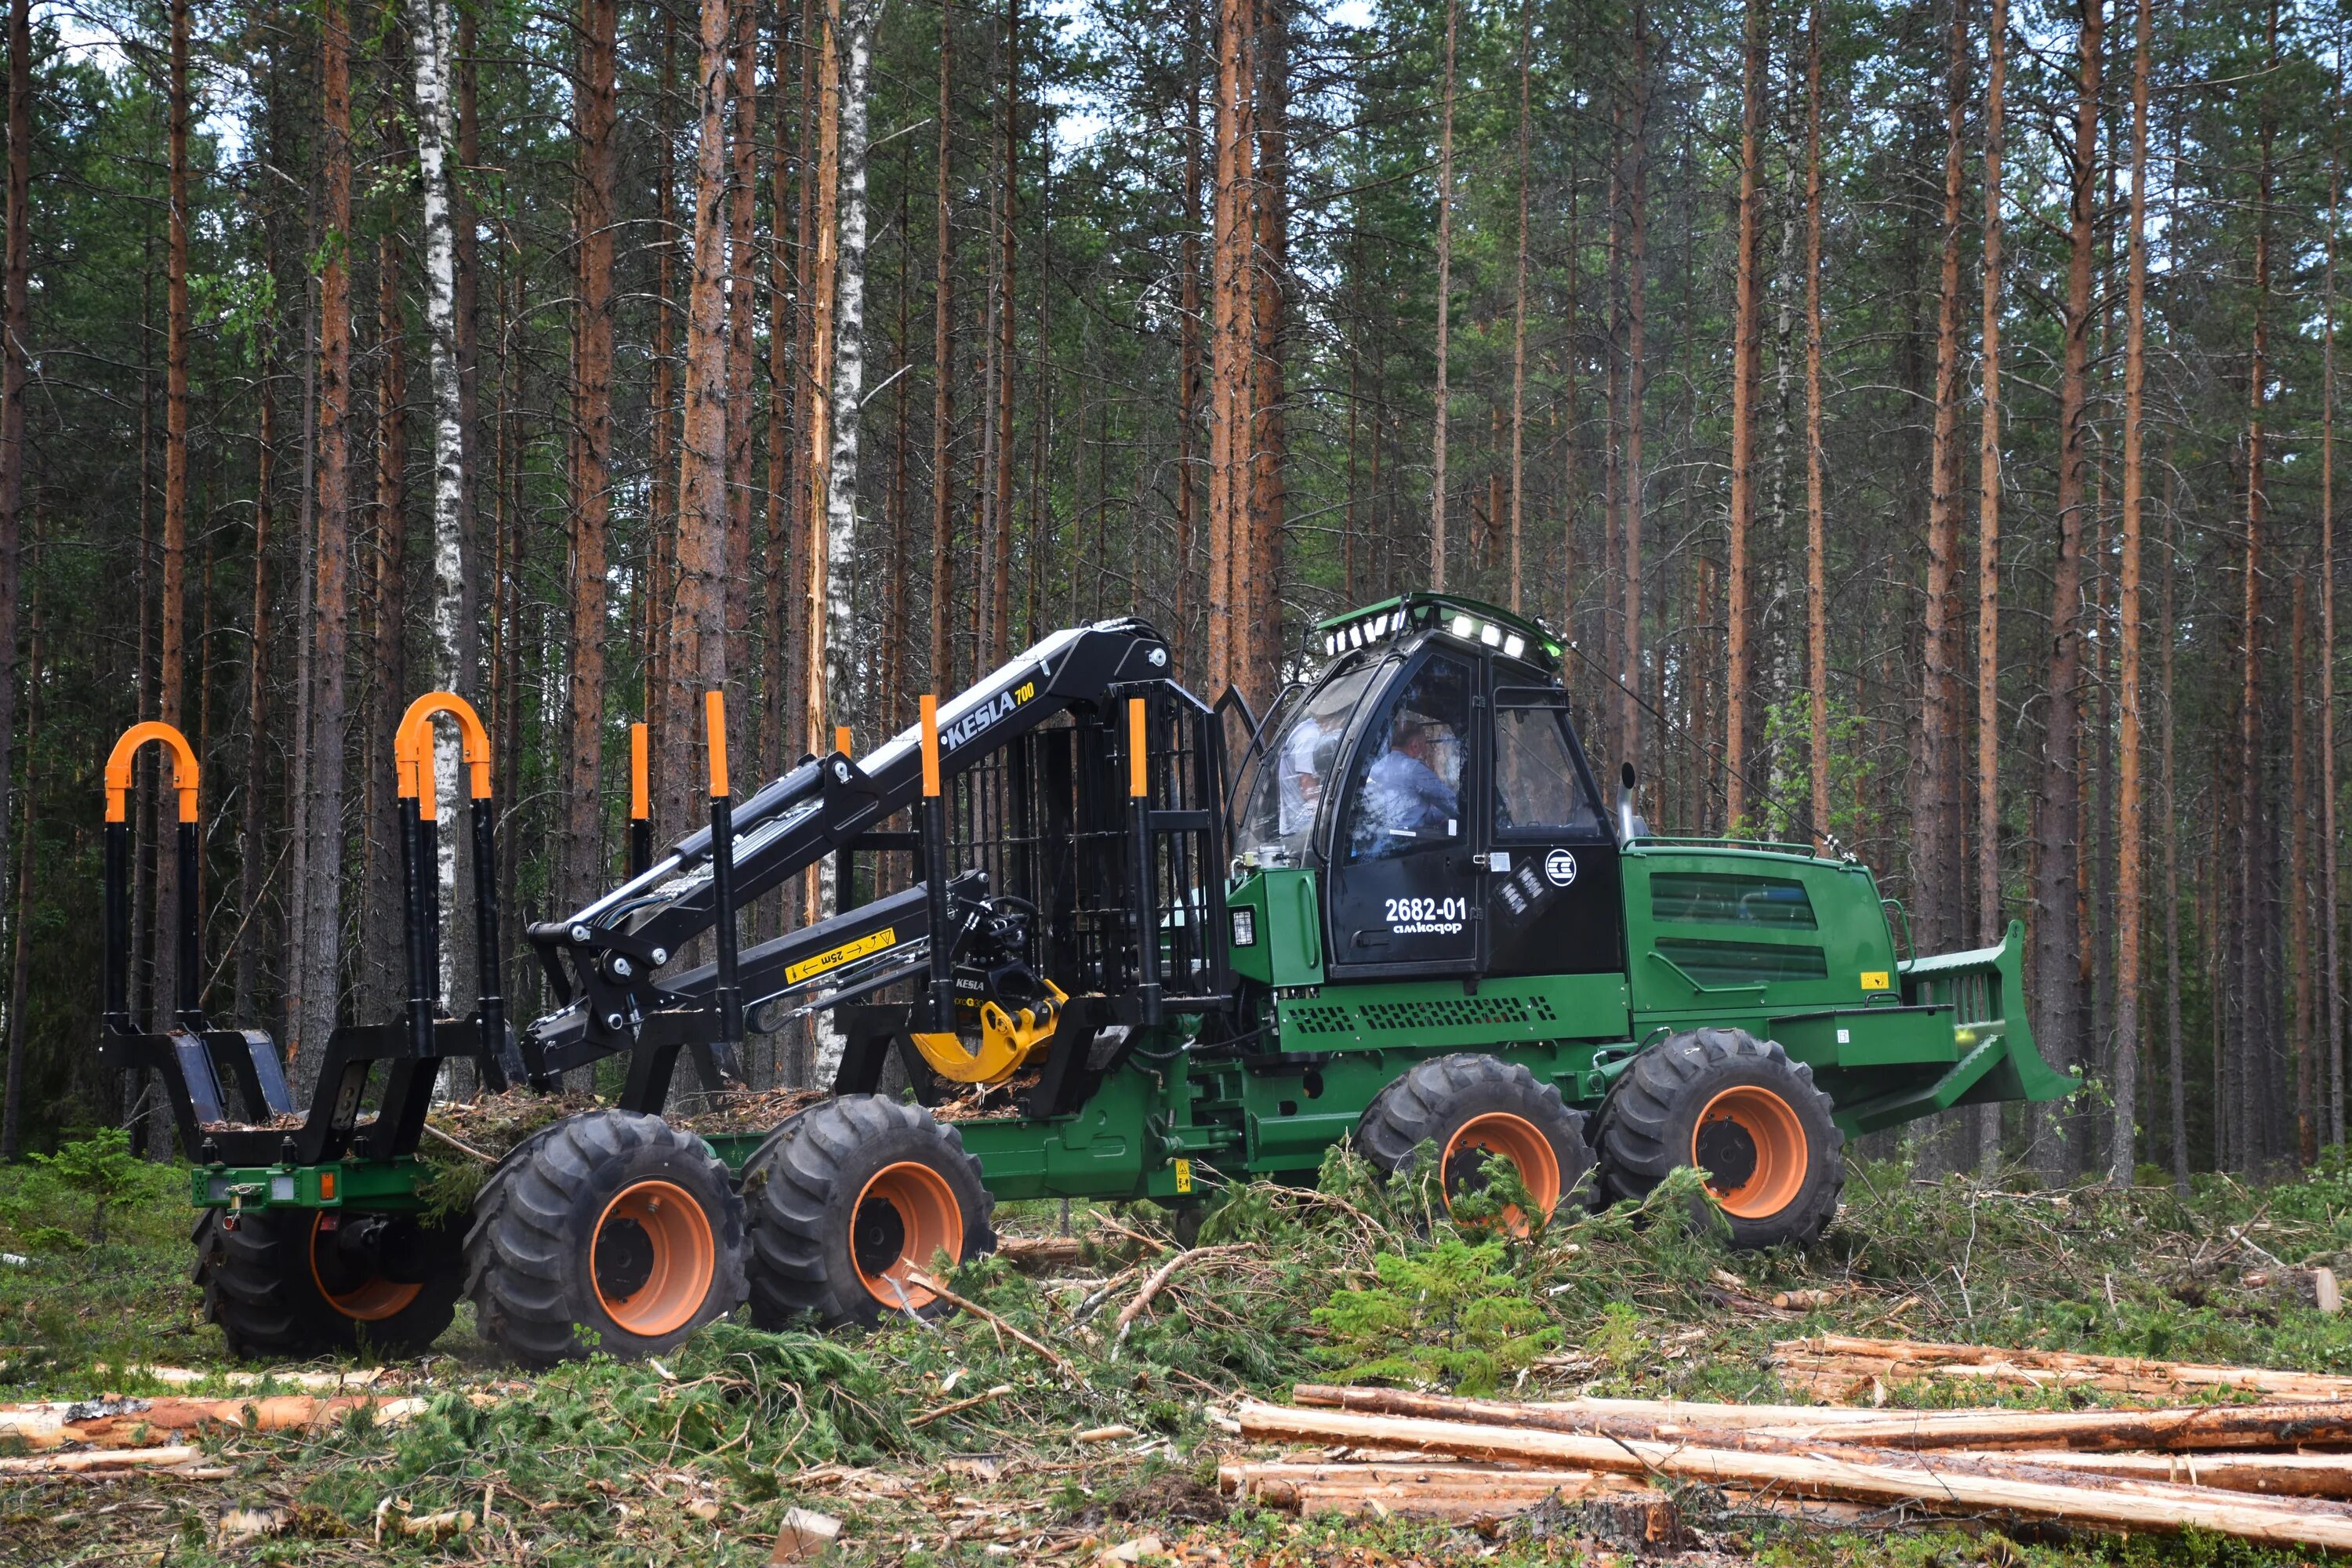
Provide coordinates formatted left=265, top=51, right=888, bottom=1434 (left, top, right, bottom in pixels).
left=1616, top=761, right=1646, bottom=844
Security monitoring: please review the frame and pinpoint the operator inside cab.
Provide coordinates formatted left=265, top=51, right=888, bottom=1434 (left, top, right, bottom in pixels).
left=1352, top=710, right=1461, bottom=858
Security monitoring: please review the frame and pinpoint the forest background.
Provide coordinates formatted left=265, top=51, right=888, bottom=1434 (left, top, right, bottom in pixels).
left=0, top=0, right=2324, bottom=1186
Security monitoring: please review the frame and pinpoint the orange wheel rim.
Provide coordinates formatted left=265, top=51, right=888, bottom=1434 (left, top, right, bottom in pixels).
left=1439, top=1112, right=1562, bottom=1235
left=591, top=1180, right=716, bottom=1337
left=851, top=1162, right=964, bottom=1309
left=1694, top=1086, right=1809, bottom=1219
left=308, top=1215, right=423, bottom=1323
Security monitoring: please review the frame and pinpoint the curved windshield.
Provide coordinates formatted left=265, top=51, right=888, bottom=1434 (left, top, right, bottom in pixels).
left=1234, top=662, right=1381, bottom=866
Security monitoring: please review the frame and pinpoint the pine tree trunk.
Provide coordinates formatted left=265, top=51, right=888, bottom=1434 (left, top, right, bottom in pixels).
left=0, top=606, right=31, bottom=1160
left=235, top=358, right=273, bottom=1025
left=294, top=0, right=355, bottom=1087
left=1428, top=0, right=1457, bottom=592
left=928, top=0, right=955, bottom=696
left=1174, top=1, right=1202, bottom=678
left=2240, top=0, right=2276, bottom=1171
left=1206, top=0, right=1253, bottom=700
left=1915, top=0, right=1969, bottom=956
left=1247, top=0, right=1287, bottom=695
left=2328, top=128, right=2346, bottom=1150
left=1723, top=0, right=1764, bottom=830
left=1621, top=4, right=1649, bottom=786
left=0, top=0, right=27, bottom=1082
left=724, top=0, right=758, bottom=752
left=1508, top=0, right=1530, bottom=615
left=565, top=0, right=618, bottom=909
left=154, top=0, right=191, bottom=1033
left=365, top=223, right=407, bottom=1022
left=1805, top=1, right=1828, bottom=855
left=648, top=14, right=678, bottom=801
left=2164, top=492, right=2186, bottom=1189
left=2030, top=0, right=2100, bottom=1171
left=674, top=0, right=734, bottom=830
left=2111, top=0, right=2151, bottom=1182
left=1973, top=0, right=2007, bottom=1166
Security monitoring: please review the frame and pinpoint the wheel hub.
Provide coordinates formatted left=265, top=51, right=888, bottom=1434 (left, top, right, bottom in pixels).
left=1694, top=1113, right=1760, bottom=1192
left=594, top=1216, right=658, bottom=1305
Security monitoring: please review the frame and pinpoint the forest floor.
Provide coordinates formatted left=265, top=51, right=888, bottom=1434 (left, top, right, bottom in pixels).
left=5, top=1136, right=2352, bottom=1566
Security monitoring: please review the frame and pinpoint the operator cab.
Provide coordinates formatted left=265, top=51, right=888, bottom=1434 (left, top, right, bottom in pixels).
left=1233, top=596, right=1624, bottom=982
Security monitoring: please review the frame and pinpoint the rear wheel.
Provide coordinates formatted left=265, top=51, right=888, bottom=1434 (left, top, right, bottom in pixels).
left=1592, top=1028, right=1843, bottom=1249
left=742, top=1096, right=995, bottom=1330
left=1355, top=1054, right=1592, bottom=1233
left=465, top=1109, right=745, bottom=1366
left=195, top=1207, right=460, bottom=1359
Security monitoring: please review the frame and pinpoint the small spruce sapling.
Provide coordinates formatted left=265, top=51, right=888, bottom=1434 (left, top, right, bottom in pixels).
left=1311, top=1234, right=1561, bottom=1395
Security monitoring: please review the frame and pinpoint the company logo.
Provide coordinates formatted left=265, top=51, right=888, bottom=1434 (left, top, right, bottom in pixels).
left=785, top=927, right=897, bottom=985
left=1544, top=848, right=1578, bottom=887
left=940, top=680, right=1036, bottom=753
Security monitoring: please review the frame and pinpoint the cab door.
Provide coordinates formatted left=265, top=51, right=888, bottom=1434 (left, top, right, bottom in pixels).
left=1323, top=649, right=1483, bottom=976
left=1484, top=697, right=1624, bottom=978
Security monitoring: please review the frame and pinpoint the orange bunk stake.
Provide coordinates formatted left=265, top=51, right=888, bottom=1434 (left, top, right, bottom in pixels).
left=393, top=693, right=520, bottom=1086
left=629, top=722, right=652, bottom=878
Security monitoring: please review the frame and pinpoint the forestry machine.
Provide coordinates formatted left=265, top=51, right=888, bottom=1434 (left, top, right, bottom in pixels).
left=101, top=594, right=2071, bottom=1363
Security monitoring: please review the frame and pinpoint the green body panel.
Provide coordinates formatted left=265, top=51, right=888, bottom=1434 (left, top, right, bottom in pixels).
left=1272, top=973, right=1628, bottom=1051
left=191, top=1156, right=430, bottom=1213
left=1225, top=868, right=1326, bottom=986
left=177, top=826, right=2068, bottom=1221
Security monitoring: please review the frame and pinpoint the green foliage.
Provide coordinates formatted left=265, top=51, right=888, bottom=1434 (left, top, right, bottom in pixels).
left=5, top=1127, right=165, bottom=1247
left=1312, top=1234, right=1560, bottom=1395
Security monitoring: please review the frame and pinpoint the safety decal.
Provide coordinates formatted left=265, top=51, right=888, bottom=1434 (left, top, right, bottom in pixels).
left=784, top=927, right=898, bottom=985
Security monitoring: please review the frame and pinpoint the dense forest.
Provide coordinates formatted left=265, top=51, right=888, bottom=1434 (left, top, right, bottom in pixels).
left=0, top=0, right=2333, bottom=1183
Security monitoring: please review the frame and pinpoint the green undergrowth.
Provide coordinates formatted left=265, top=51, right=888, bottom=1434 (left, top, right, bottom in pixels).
left=9, top=1138, right=2352, bottom=1559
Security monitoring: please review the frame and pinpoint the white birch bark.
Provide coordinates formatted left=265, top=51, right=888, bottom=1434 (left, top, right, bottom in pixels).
left=408, top=0, right=470, bottom=1003
left=811, top=0, right=884, bottom=1081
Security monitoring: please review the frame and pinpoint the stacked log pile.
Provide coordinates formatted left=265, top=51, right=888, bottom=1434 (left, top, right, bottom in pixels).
left=1217, top=1346, right=2352, bottom=1549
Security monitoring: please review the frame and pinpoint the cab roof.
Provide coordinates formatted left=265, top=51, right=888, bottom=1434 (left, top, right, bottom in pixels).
left=1312, top=593, right=1564, bottom=669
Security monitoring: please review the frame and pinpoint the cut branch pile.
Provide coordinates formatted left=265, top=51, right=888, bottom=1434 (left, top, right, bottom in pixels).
left=1218, top=1357, right=2352, bottom=1549
left=1772, top=1333, right=2352, bottom=1403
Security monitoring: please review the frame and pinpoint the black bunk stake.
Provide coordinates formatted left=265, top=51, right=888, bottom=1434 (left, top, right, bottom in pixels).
left=919, top=694, right=956, bottom=1033
left=469, top=777, right=508, bottom=1080
left=628, top=721, right=653, bottom=878
left=832, top=724, right=855, bottom=907
left=397, top=739, right=440, bottom=1062
left=101, top=722, right=198, bottom=1033
left=1128, top=696, right=1163, bottom=1026
left=706, top=691, right=744, bottom=1044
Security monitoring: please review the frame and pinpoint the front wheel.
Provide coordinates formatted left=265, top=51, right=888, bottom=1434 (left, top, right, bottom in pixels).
left=1592, top=1028, right=1843, bottom=1249
left=465, top=1109, right=746, bottom=1366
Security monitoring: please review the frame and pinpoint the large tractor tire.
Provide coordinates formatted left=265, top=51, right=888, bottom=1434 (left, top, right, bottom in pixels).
left=194, top=1207, right=462, bottom=1359
left=741, top=1095, right=996, bottom=1330
left=1355, top=1054, right=1593, bottom=1232
left=466, top=1109, right=746, bottom=1367
left=1592, top=1028, right=1844, bottom=1249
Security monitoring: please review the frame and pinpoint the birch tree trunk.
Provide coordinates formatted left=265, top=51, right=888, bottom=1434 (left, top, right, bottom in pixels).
left=405, top=0, right=471, bottom=1002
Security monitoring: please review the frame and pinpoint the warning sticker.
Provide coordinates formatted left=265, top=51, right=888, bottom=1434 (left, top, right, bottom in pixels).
left=1173, top=1159, right=1193, bottom=1194
left=785, top=927, right=898, bottom=985
left=1860, top=970, right=1892, bottom=991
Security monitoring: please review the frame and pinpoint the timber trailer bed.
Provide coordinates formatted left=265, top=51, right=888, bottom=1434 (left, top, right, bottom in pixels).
left=100, top=594, right=2071, bottom=1363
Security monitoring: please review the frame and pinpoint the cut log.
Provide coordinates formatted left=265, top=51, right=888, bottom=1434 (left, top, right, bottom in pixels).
left=1234, top=1400, right=2352, bottom=1550
left=993, top=1236, right=1088, bottom=1269
left=2001, top=1449, right=2352, bottom=1500
left=0, top=1443, right=208, bottom=1475
left=1777, top=1335, right=2352, bottom=1402
left=1295, top=1383, right=2352, bottom=1453
left=0, top=1393, right=429, bottom=1449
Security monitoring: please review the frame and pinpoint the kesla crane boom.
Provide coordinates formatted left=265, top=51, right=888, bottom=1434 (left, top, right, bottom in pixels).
left=522, top=616, right=1235, bottom=1118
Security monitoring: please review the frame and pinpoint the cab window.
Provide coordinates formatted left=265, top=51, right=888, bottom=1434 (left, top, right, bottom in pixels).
left=1492, top=706, right=1606, bottom=839
left=1234, top=662, right=1378, bottom=866
left=1343, top=654, right=1473, bottom=862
